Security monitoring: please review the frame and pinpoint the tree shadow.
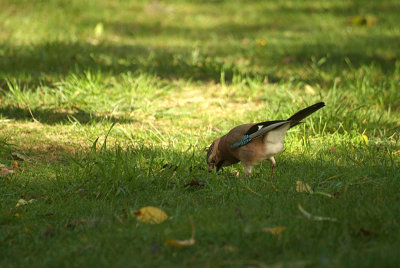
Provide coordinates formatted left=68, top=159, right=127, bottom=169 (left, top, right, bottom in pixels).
left=0, top=106, right=136, bottom=125
left=1, top=0, right=399, bottom=128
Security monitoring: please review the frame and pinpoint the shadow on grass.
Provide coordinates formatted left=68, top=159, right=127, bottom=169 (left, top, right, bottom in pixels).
left=0, top=106, right=136, bottom=125
left=1, top=33, right=399, bottom=88
left=1, top=142, right=399, bottom=267
left=4, top=140, right=399, bottom=202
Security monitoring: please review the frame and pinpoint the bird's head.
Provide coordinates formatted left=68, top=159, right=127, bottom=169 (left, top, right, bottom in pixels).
left=206, top=139, right=221, bottom=171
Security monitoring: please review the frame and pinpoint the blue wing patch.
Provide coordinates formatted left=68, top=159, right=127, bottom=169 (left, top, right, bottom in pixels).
left=231, top=134, right=251, bottom=149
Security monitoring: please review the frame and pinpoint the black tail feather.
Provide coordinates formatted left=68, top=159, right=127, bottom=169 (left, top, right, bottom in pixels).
left=288, top=102, right=325, bottom=126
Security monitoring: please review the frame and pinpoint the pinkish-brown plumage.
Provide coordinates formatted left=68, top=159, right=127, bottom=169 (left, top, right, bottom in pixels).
left=207, top=102, right=325, bottom=176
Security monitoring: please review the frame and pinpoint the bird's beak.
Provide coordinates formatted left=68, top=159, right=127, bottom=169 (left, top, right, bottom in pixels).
left=207, top=165, right=213, bottom=172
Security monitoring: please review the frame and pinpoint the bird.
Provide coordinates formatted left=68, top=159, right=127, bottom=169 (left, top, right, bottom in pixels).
left=206, top=102, right=325, bottom=177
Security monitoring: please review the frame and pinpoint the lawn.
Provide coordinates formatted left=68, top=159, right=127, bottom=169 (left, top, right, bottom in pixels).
left=1, top=0, right=400, bottom=267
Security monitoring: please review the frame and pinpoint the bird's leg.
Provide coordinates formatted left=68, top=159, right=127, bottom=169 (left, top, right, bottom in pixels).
left=242, top=162, right=253, bottom=177
left=268, top=157, right=276, bottom=178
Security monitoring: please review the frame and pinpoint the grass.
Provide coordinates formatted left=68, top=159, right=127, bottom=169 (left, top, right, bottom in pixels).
left=1, top=0, right=400, bottom=267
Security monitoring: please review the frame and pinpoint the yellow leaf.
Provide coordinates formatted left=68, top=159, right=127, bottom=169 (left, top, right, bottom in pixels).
left=361, top=134, right=369, bottom=145
left=165, top=216, right=195, bottom=247
left=94, top=22, right=104, bottom=38
left=134, top=206, right=169, bottom=224
left=14, top=213, right=20, bottom=217
left=296, top=181, right=313, bottom=193
left=256, top=39, right=266, bottom=46
left=356, top=131, right=369, bottom=146
left=263, top=226, right=286, bottom=235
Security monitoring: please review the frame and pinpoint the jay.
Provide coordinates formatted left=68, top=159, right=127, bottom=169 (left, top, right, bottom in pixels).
left=207, top=102, right=325, bottom=177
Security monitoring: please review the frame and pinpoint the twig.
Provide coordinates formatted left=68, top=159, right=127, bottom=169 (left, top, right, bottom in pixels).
left=27, top=104, right=39, bottom=123
left=239, top=178, right=262, bottom=197
left=297, top=203, right=337, bottom=222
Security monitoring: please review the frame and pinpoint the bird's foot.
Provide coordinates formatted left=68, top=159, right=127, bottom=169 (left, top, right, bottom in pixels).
left=269, top=165, right=275, bottom=178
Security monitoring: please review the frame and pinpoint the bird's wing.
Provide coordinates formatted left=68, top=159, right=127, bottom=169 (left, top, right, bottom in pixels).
left=231, top=121, right=288, bottom=149
left=247, top=121, right=289, bottom=140
left=230, top=102, right=325, bottom=149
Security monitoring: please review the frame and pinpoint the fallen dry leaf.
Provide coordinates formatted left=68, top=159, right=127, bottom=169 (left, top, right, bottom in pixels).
left=165, top=238, right=195, bottom=247
left=16, top=199, right=35, bottom=207
left=304, top=85, right=316, bottom=95
left=222, top=245, right=238, bottom=252
left=184, top=180, right=205, bottom=188
left=296, top=181, right=333, bottom=198
left=357, top=227, right=376, bottom=236
left=234, top=208, right=244, bottom=219
left=65, top=218, right=100, bottom=228
left=296, top=181, right=313, bottom=193
left=165, top=216, right=195, bottom=247
left=360, top=132, right=369, bottom=145
left=1, top=167, right=17, bottom=176
left=134, top=206, right=169, bottom=224
left=12, top=152, right=29, bottom=161
left=263, top=226, right=286, bottom=235
left=348, top=15, right=378, bottom=26
left=298, top=203, right=337, bottom=222
left=76, top=188, right=88, bottom=196
left=65, top=219, right=84, bottom=228
left=44, top=226, right=56, bottom=237
left=12, top=161, right=19, bottom=169
left=281, top=56, right=295, bottom=64
left=256, top=38, right=266, bottom=46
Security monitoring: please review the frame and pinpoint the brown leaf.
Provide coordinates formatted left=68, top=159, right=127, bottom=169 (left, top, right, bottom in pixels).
left=357, top=227, right=376, bottom=236
left=77, top=188, right=88, bottom=196
left=222, top=245, right=238, bottom=252
left=65, top=218, right=100, bottom=228
left=45, top=211, right=55, bottom=216
left=184, top=180, right=205, bottom=188
left=0, top=167, right=17, bottom=176
left=44, top=226, right=56, bottom=237
left=65, top=219, right=83, bottom=228
left=281, top=56, right=295, bottom=64
left=234, top=208, right=244, bottom=219
left=12, top=161, right=19, bottom=169
left=263, top=226, right=286, bottom=235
